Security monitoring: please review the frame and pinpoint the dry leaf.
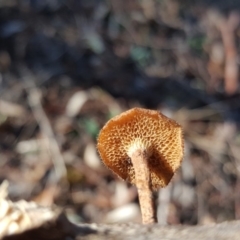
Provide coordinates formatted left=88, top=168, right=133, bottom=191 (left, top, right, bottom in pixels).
left=0, top=181, right=57, bottom=238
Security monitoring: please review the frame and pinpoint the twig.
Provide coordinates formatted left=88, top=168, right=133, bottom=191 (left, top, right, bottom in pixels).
left=218, top=12, right=240, bottom=95
left=23, top=73, right=67, bottom=184
left=157, top=185, right=171, bottom=225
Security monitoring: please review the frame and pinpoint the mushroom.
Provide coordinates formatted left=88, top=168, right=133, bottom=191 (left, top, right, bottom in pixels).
left=97, top=108, right=184, bottom=224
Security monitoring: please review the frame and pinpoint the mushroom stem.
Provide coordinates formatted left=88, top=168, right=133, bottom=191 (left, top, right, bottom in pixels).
left=130, top=149, right=157, bottom=224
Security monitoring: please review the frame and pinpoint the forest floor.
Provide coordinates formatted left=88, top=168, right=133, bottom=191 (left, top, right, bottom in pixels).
left=0, top=0, right=240, bottom=227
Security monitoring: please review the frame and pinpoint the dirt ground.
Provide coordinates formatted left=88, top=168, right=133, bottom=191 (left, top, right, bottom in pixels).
left=1, top=0, right=240, bottom=226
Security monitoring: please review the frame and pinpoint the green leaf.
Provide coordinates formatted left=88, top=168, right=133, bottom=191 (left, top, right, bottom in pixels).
left=82, top=118, right=99, bottom=138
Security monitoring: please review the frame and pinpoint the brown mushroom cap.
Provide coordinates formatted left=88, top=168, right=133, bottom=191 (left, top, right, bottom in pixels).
left=97, top=108, right=184, bottom=191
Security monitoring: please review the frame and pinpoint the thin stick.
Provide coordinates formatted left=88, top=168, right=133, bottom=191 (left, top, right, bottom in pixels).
left=158, top=186, right=171, bottom=225
left=130, top=149, right=157, bottom=224
left=23, top=73, right=67, bottom=184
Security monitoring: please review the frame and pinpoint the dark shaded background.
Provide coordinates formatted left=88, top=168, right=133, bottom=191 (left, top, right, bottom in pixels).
left=1, top=0, right=240, bottom=225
